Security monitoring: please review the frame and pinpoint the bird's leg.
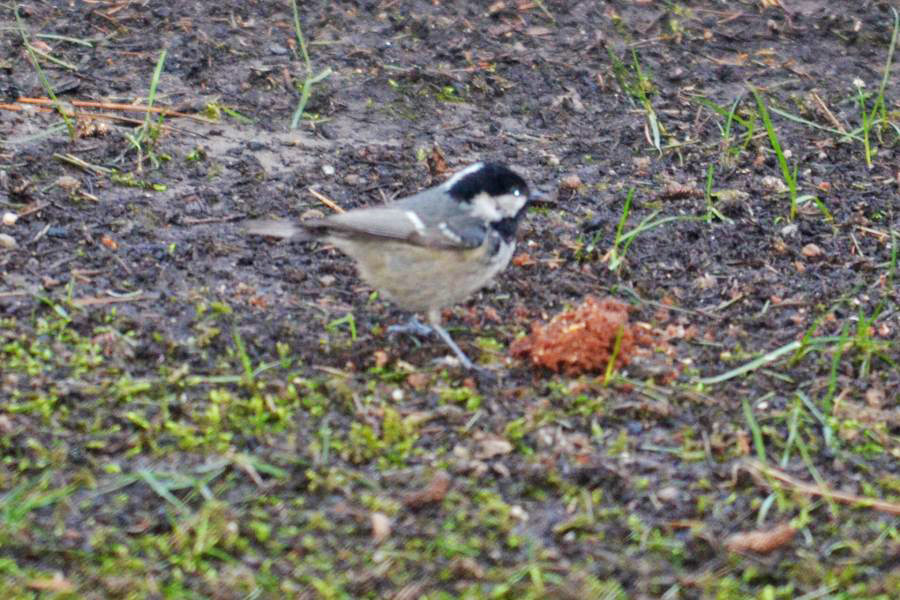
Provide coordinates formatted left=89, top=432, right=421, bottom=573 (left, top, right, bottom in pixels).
left=426, top=308, right=493, bottom=374
left=430, top=321, right=476, bottom=371
left=391, top=311, right=492, bottom=375
left=387, top=315, right=434, bottom=338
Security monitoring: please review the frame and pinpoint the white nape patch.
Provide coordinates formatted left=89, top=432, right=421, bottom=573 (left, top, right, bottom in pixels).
left=469, top=191, right=503, bottom=222
left=441, top=162, right=485, bottom=191
left=404, top=210, right=426, bottom=233
left=438, top=222, right=463, bottom=244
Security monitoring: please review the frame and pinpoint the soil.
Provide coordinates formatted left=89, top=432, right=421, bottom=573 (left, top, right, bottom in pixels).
left=1, top=1, right=898, bottom=598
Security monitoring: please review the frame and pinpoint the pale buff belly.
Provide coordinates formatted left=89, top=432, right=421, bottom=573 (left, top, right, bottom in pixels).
left=329, top=236, right=514, bottom=314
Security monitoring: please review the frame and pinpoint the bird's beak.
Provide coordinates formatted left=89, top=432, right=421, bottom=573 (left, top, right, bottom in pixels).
left=528, top=190, right=550, bottom=205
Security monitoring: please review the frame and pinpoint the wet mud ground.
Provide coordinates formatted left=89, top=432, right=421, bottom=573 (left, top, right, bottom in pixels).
left=1, top=1, right=898, bottom=598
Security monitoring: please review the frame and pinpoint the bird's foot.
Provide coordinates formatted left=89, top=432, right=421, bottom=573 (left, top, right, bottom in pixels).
left=430, top=323, right=498, bottom=382
left=387, top=316, right=434, bottom=338
left=391, top=316, right=498, bottom=382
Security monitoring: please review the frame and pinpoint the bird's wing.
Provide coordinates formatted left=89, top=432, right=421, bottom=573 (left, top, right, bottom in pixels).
left=307, top=207, right=488, bottom=250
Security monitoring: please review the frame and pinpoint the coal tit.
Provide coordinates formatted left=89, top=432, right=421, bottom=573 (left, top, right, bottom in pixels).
left=246, top=162, right=532, bottom=370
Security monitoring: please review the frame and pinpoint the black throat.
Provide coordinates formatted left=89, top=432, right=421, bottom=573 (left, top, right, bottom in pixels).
left=490, top=216, right=520, bottom=242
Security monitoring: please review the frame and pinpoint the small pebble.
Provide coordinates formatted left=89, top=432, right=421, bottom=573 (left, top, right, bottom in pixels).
left=668, top=66, right=686, bottom=81
left=693, top=273, right=716, bottom=290
left=559, top=173, right=582, bottom=190
left=633, top=156, right=651, bottom=176
left=780, top=223, right=799, bottom=237
left=0, top=233, right=17, bottom=249
left=2, top=212, right=17, bottom=226
left=760, top=175, right=788, bottom=194
left=322, top=164, right=335, bottom=176
left=657, top=486, right=680, bottom=503
left=509, top=505, right=529, bottom=521
left=56, top=175, right=81, bottom=193
left=370, top=512, right=391, bottom=544
left=802, top=243, right=824, bottom=259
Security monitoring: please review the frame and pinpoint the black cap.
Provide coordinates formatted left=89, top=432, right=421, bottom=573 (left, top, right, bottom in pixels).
left=447, top=162, right=529, bottom=202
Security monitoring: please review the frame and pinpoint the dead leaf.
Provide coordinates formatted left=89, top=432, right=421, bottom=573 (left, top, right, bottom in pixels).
left=693, top=273, right=716, bottom=290
left=488, top=1, right=506, bottom=16
left=865, top=386, right=885, bottom=408
left=801, top=243, right=823, bottom=259
left=406, top=372, right=430, bottom=390
left=29, top=40, right=54, bottom=55
left=512, top=253, right=535, bottom=267
left=451, top=556, right=486, bottom=579
left=27, top=573, right=75, bottom=593
left=56, top=175, right=81, bottom=193
left=428, top=146, right=447, bottom=177
left=725, top=522, right=797, bottom=554
left=659, top=181, right=700, bottom=200
left=526, top=26, right=552, bottom=36
left=373, top=350, right=389, bottom=368
left=559, top=174, right=582, bottom=190
left=403, top=470, right=451, bottom=508
left=483, top=306, right=501, bottom=323
left=474, top=434, right=513, bottom=460
left=100, top=235, right=118, bottom=250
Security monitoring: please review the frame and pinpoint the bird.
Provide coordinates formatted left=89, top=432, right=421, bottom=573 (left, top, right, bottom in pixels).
left=246, top=161, right=533, bottom=371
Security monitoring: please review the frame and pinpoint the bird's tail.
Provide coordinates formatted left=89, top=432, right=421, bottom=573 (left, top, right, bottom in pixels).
left=244, top=219, right=310, bottom=240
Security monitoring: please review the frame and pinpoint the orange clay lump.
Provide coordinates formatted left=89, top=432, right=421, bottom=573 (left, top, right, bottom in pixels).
left=511, top=296, right=654, bottom=375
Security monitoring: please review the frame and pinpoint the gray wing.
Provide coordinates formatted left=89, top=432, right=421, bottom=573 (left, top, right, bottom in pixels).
left=307, top=206, right=488, bottom=250
left=247, top=185, right=488, bottom=249
left=244, top=211, right=432, bottom=243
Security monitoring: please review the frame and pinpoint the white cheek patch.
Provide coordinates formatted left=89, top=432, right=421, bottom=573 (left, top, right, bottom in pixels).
left=496, top=192, right=527, bottom=217
left=469, top=192, right=503, bottom=221
left=404, top=210, right=426, bottom=234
